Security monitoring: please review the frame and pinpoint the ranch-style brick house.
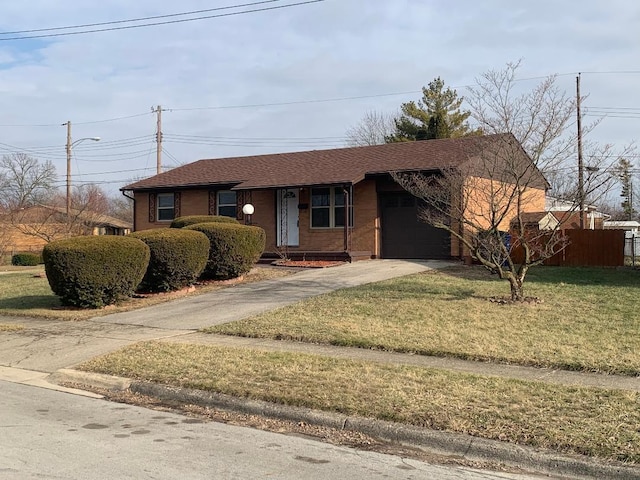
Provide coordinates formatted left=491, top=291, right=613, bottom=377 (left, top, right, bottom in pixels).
left=122, top=133, right=547, bottom=261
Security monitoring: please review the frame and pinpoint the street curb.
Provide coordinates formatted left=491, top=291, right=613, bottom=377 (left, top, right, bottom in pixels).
left=50, top=369, right=640, bottom=480
left=129, top=381, right=640, bottom=480
left=48, top=368, right=132, bottom=391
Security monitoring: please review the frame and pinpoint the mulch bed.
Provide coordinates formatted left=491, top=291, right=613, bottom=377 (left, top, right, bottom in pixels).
left=272, top=260, right=346, bottom=268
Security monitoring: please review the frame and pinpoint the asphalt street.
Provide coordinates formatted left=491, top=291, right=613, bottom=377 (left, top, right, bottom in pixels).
left=0, top=381, right=546, bottom=480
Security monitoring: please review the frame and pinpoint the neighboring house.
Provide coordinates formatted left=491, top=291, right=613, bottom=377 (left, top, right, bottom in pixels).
left=512, top=212, right=560, bottom=232
left=122, top=133, right=547, bottom=261
left=603, top=221, right=640, bottom=235
left=545, top=196, right=610, bottom=230
left=0, top=205, right=132, bottom=255
left=604, top=221, right=640, bottom=259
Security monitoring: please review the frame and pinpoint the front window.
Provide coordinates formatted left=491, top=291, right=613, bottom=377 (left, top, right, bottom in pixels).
left=157, top=193, right=175, bottom=221
left=217, top=190, right=237, bottom=218
left=311, top=187, right=353, bottom=228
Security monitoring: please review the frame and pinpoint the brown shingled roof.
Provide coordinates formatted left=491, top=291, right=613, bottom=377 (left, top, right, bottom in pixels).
left=123, top=133, right=536, bottom=191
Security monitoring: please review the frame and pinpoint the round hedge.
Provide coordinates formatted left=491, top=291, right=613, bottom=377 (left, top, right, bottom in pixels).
left=43, top=236, right=150, bottom=308
left=130, top=228, right=210, bottom=292
left=170, top=215, right=239, bottom=229
left=11, top=252, right=42, bottom=266
left=184, top=222, right=266, bottom=280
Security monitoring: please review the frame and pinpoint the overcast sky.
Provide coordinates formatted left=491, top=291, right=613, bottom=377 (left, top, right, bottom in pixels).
left=0, top=0, right=638, bottom=196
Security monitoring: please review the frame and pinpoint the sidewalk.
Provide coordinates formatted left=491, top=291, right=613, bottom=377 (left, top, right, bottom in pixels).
left=161, top=333, right=640, bottom=393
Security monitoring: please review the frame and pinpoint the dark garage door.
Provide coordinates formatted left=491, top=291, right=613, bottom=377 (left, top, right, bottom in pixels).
left=380, top=193, right=451, bottom=259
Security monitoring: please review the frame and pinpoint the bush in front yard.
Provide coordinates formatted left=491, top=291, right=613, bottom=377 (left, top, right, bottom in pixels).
left=11, top=252, right=42, bottom=266
left=130, top=228, right=210, bottom=292
left=170, top=215, right=239, bottom=229
left=43, top=236, right=150, bottom=308
left=184, top=222, right=266, bottom=280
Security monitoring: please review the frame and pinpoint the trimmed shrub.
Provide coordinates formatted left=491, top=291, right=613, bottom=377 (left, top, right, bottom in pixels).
left=43, top=236, right=150, bottom=308
left=130, top=228, right=210, bottom=292
left=11, top=252, right=42, bottom=266
left=170, top=215, right=239, bottom=229
left=184, top=222, right=266, bottom=280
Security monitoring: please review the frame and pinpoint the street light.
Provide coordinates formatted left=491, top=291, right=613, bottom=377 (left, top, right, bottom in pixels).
left=64, top=120, right=100, bottom=217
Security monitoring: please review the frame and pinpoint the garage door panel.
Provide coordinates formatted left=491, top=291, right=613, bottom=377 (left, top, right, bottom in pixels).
left=381, top=193, right=450, bottom=259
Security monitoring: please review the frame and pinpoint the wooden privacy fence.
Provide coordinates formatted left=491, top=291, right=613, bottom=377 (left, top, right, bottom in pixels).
left=511, top=229, right=625, bottom=267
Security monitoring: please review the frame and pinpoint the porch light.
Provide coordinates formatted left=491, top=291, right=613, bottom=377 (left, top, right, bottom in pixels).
left=242, top=203, right=255, bottom=225
left=242, top=204, right=255, bottom=215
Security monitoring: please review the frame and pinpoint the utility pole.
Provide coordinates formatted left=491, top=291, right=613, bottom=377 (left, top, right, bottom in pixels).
left=153, top=105, right=163, bottom=174
left=61, top=121, right=100, bottom=230
left=64, top=120, right=72, bottom=218
left=576, top=73, right=585, bottom=229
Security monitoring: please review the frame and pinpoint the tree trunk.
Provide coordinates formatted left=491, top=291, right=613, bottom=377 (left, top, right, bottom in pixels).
left=508, top=276, right=524, bottom=302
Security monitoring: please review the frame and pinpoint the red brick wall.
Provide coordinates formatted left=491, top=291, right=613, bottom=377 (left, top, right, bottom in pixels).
left=134, top=182, right=380, bottom=257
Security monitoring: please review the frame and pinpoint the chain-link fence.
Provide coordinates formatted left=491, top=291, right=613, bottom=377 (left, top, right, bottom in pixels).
left=624, top=233, right=640, bottom=267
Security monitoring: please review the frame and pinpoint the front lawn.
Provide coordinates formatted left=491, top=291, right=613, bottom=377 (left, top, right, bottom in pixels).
left=80, top=341, right=640, bottom=463
left=207, top=266, right=640, bottom=375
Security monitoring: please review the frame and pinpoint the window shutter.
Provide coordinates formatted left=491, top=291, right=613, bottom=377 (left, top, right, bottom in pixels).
left=208, top=191, right=216, bottom=215
left=174, top=192, right=181, bottom=218
left=149, top=193, right=156, bottom=222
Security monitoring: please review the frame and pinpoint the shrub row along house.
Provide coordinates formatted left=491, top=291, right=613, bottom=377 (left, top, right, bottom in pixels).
left=122, top=133, right=547, bottom=261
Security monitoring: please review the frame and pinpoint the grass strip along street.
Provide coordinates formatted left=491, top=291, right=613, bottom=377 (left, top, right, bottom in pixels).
left=80, top=341, right=640, bottom=463
left=206, top=266, right=640, bottom=375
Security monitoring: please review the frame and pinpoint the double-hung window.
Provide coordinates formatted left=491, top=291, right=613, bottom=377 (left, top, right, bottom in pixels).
left=311, top=187, right=352, bottom=228
left=156, top=193, right=175, bottom=221
left=217, top=190, right=237, bottom=218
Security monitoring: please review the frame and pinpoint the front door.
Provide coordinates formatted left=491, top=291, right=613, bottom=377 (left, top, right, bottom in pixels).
left=277, top=189, right=299, bottom=247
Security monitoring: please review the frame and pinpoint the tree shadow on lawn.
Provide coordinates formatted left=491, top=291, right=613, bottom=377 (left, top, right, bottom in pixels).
left=439, top=264, right=640, bottom=289
left=370, top=275, right=476, bottom=300
left=0, top=295, right=61, bottom=311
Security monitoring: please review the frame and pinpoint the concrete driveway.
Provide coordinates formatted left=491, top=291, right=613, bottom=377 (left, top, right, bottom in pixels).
left=0, top=260, right=451, bottom=374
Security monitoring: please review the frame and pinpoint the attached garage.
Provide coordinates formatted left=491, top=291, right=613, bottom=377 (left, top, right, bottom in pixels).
left=380, top=192, right=451, bottom=259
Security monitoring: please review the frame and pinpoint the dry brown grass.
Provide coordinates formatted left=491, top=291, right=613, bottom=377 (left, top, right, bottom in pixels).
left=0, top=323, right=24, bottom=332
left=207, top=266, right=640, bottom=375
left=81, top=341, right=640, bottom=463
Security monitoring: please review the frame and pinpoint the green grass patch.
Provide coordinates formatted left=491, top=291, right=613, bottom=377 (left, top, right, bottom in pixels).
left=207, top=266, right=640, bottom=375
left=80, top=341, right=640, bottom=463
left=0, top=271, right=63, bottom=316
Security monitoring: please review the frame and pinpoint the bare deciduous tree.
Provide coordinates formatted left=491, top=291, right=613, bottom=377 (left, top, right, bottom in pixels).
left=466, top=60, right=632, bottom=204
left=0, top=153, right=57, bottom=210
left=393, top=134, right=561, bottom=301
left=345, top=110, right=396, bottom=146
left=390, top=62, right=636, bottom=301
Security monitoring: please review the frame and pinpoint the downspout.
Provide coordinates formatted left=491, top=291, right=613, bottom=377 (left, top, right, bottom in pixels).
left=343, top=185, right=351, bottom=257
left=122, top=190, right=136, bottom=232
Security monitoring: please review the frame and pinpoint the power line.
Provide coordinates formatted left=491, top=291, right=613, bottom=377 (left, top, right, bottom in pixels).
left=168, top=90, right=423, bottom=112
left=0, top=1, right=283, bottom=35
left=0, top=1, right=325, bottom=41
left=166, top=133, right=348, bottom=140
left=0, top=112, right=152, bottom=128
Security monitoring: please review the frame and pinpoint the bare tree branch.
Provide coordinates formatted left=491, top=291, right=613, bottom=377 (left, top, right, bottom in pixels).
left=345, top=110, right=396, bottom=146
